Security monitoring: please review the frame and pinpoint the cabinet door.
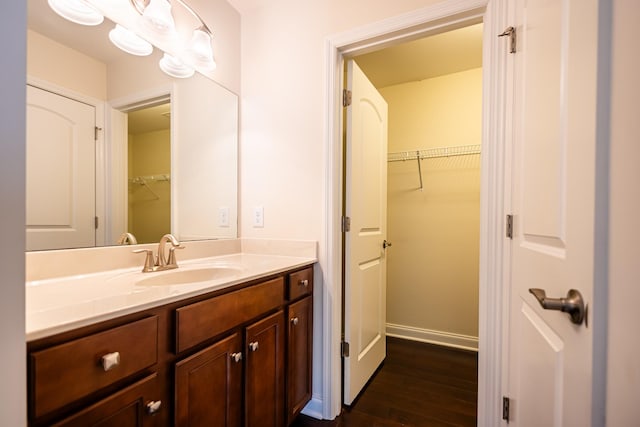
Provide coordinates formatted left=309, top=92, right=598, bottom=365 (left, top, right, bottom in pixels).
left=175, top=333, right=243, bottom=427
left=245, top=310, right=285, bottom=427
left=286, top=296, right=313, bottom=425
left=52, top=374, right=161, bottom=427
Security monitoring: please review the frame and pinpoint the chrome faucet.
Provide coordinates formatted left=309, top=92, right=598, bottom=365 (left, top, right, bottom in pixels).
left=133, top=234, right=185, bottom=273
left=117, top=232, right=138, bottom=245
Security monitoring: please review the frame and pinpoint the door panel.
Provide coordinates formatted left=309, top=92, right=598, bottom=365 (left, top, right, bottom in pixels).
left=245, top=311, right=285, bottom=427
left=343, top=60, right=388, bottom=405
left=508, top=0, right=598, bottom=424
left=26, top=85, right=96, bottom=250
left=175, top=333, right=242, bottom=427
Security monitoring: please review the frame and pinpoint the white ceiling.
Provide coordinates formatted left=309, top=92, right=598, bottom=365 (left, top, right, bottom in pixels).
left=354, top=23, right=483, bottom=88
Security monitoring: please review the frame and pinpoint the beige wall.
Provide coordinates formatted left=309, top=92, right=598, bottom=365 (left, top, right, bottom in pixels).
left=128, top=130, right=171, bottom=244
left=27, top=29, right=107, bottom=100
left=382, top=68, right=481, bottom=343
left=607, top=0, right=640, bottom=423
left=238, top=0, right=443, bottom=240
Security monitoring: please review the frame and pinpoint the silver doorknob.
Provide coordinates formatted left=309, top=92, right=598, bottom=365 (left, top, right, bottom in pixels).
left=230, top=352, right=242, bottom=363
left=146, top=400, right=162, bottom=415
left=248, top=341, right=259, bottom=352
left=529, top=288, right=585, bottom=325
left=383, top=240, right=392, bottom=249
left=291, top=317, right=299, bottom=326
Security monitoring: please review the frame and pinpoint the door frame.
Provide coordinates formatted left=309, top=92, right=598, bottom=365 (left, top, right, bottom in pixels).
left=322, top=0, right=508, bottom=423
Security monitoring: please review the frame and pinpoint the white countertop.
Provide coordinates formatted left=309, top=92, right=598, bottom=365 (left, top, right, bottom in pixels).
left=26, top=252, right=315, bottom=341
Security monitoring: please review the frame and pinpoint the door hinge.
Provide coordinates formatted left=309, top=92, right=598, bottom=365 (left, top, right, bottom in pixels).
left=342, top=216, right=351, bottom=232
left=94, top=126, right=102, bottom=141
left=341, top=341, right=350, bottom=358
left=343, top=89, right=352, bottom=107
left=506, top=214, right=513, bottom=239
left=502, top=396, right=510, bottom=422
left=498, top=26, right=517, bottom=54
left=95, top=216, right=99, bottom=229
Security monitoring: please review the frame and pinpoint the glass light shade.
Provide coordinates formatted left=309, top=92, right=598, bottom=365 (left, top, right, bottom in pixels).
left=109, top=25, right=153, bottom=56
left=141, top=0, right=176, bottom=36
left=159, top=53, right=195, bottom=79
left=47, top=0, right=103, bottom=26
left=185, top=29, right=216, bottom=71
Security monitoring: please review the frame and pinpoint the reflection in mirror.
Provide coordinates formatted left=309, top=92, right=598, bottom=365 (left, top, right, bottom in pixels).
left=127, top=102, right=171, bottom=244
left=26, top=0, right=238, bottom=250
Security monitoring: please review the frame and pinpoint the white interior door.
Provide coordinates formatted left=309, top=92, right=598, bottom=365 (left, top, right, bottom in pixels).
left=343, top=60, right=389, bottom=405
left=26, top=85, right=96, bottom=250
left=507, top=0, right=600, bottom=424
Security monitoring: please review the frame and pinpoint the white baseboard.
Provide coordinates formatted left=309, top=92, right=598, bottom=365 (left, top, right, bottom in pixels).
left=386, top=323, right=478, bottom=351
left=300, top=396, right=324, bottom=420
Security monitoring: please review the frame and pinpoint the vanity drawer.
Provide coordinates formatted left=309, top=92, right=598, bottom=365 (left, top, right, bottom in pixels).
left=288, top=267, right=313, bottom=301
left=30, top=316, right=158, bottom=419
left=176, top=277, right=285, bottom=353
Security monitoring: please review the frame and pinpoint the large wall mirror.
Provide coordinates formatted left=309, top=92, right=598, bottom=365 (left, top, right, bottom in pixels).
left=26, top=0, right=238, bottom=251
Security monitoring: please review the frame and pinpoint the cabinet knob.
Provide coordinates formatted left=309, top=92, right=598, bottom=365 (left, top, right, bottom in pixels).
left=146, top=400, right=162, bottom=415
left=231, top=352, right=243, bottom=363
left=248, top=341, right=259, bottom=352
left=100, top=351, right=120, bottom=372
left=291, top=317, right=299, bottom=326
left=299, top=279, right=309, bottom=287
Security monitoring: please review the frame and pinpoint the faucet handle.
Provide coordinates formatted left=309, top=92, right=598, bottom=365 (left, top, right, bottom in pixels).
left=167, top=245, right=185, bottom=267
left=133, top=249, right=156, bottom=272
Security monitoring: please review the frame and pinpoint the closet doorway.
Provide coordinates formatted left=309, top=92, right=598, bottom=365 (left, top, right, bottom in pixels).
left=343, top=22, right=483, bottom=404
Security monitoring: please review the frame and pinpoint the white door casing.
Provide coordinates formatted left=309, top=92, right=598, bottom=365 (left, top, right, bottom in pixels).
left=506, top=0, right=599, bottom=425
left=26, top=85, right=96, bottom=250
left=343, top=60, right=389, bottom=405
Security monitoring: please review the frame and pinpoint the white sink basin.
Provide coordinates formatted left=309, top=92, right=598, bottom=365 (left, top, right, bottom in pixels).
left=135, top=267, right=241, bottom=287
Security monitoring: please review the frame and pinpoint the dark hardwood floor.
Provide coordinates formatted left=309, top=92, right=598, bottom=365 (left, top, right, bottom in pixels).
left=291, top=337, right=478, bottom=427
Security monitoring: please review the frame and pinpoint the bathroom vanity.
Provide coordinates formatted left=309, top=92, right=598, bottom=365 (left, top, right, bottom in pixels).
left=26, top=248, right=315, bottom=427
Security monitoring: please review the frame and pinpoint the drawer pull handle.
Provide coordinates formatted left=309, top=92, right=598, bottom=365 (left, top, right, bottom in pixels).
left=299, top=279, right=309, bottom=287
left=101, top=352, right=120, bottom=372
left=231, top=352, right=243, bottom=363
left=249, top=341, right=259, bottom=352
left=291, top=317, right=299, bottom=326
left=146, top=400, right=162, bottom=415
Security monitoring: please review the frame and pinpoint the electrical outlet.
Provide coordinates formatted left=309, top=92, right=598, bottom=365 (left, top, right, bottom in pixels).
left=218, top=207, right=229, bottom=227
left=253, top=206, right=264, bottom=228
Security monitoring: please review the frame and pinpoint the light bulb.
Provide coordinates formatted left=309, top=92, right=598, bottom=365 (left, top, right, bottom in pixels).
left=159, top=53, right=195, bottom=79
left=141, top=0, right=176, bottom=36
left=47, top=0, right=103, bottom=26
left=185, top=29, right=216, bottom=71
left=109, top=25, right=153, bottom=56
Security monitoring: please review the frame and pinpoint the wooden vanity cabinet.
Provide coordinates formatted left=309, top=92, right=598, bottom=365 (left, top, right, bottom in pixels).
left=245, top=310, right=286, bottom=427
left=51, top=373, right=161, bottom=427
left=174, top=333, right=243, bottom=427
left=27, top=264, right=314, bottom=427
left=286, top=296, right=313, bottom=425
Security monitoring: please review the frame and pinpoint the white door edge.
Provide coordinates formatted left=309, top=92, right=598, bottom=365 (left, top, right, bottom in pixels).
left=322, top=0, right=502, bottom=423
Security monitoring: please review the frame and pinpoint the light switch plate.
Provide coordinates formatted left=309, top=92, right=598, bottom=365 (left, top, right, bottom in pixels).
left=253, top=206, right=264, bottom=228
left=218, top=207, right=229, bottom=227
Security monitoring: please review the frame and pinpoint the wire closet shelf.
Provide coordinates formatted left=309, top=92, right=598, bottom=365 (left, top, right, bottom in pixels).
left=387, top=144, right=481, bottom=162
left=387, top=144, right=481, bottom=190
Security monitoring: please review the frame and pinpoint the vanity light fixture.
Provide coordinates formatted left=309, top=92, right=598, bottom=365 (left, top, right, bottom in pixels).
left=48, top=0, right=216, bottom=79
left=108, top=24, right=154, bottom=56
left=139, top=0, right=176, bottom=37
left=131, top=0, right=216, bottom=73
left=47, top=0, right=104, bottom=26
left=159, top=53, right=195, bottom=78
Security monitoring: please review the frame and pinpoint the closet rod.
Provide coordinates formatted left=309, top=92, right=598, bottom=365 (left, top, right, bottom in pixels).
left=387, top=144, right=481, bottom=162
